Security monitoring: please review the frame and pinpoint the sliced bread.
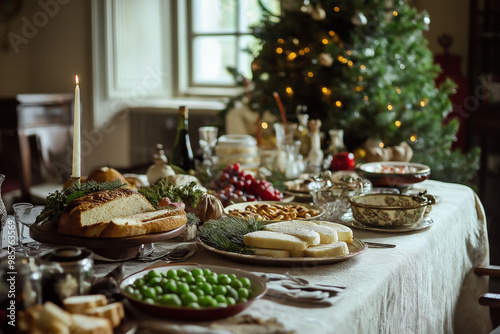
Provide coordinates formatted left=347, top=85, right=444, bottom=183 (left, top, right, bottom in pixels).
left=70, top=314, right=113, bottom=334
left=84, top=302, right=124, bottom=328
left=58, top=188, right=155, bottom=237
left=63, top=294, right=107, bottom=314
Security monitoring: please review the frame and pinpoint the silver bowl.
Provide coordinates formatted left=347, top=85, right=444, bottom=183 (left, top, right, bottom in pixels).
left=348, top=193, right=435, bottom=227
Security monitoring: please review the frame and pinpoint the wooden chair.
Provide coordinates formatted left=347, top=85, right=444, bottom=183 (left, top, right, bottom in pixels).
left=475, top=265, right=500, bottom=331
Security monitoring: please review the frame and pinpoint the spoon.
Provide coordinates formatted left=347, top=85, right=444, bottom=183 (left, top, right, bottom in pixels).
left=137, top=243, right=197, bottom=262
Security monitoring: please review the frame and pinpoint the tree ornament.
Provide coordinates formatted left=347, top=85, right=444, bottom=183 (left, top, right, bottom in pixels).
left=351, top=10, right=367, bottom=26
left=319, top=53, right=333, bottom=67
left=310, top=4, right=326, bottom=21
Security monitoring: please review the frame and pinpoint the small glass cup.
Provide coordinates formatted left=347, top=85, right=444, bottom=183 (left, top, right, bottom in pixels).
left=308, top=180, right=364, bottom=221
left=198, top=126, right=218, bottom=165
left=13, top=203, right=44, bottom=253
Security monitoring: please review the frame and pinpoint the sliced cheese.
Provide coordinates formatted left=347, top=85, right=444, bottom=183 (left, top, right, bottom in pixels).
left=314, top=221, right=353, bottom=243
left=289, top=249, right=305, bottom=257
left=63, top=294, right=108, bottom=314
left=244, top=231, right=308, bottom=251
left=268, top=221, right=338, bottom=244
left=304, top=241, right=349, bottom=258
left=253, top=248, right=291, bottom=258
left=263, top=223, right=320, bottom=246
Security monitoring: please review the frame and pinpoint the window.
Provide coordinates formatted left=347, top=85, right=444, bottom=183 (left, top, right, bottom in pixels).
left=188, top=0, right=280, bottom=87
left=91, top=0, right=280, bottom=127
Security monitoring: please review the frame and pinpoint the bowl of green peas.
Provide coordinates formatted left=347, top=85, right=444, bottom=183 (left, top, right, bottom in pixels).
left=120, top=264, right=267, bottom=320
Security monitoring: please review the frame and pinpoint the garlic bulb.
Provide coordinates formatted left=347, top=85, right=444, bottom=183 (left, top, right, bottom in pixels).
left=195, top=194, right=224, bottom=224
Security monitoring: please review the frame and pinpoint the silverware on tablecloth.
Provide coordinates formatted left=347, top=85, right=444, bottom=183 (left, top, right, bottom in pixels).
left=364, top=241, right=396, bottom=248
left=136, top=243, right=197, bottom=262
left=284, top=272, right=345, bottom=291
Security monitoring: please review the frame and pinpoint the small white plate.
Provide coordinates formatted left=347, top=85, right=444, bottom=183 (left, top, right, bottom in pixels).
left=341, top=212, right=433, bottom=233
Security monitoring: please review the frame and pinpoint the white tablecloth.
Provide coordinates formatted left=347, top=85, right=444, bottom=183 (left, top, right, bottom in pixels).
left=99, top=180, right=491, bottom=334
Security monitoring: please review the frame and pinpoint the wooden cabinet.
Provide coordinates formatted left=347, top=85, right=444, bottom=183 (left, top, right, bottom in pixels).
left=467, top=0, right=500, bottom=196
left=0, top=94, right=74, bottom=201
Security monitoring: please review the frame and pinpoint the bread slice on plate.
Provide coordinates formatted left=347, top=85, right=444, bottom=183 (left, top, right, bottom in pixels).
left=70, top=314, right=113, bottom=334
left=84, top=302, right=124, bottom=328
left=58, top=188, right=155, bottom=237
left=63, top=294, right=107, bottom=314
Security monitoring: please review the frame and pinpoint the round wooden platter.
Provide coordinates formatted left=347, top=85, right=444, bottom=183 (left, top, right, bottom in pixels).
left=30, top=219, right=186, bottom=260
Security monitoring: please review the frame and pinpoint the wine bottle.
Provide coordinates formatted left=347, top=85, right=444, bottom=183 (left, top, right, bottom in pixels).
left=171, top=106, right=195, bottom=171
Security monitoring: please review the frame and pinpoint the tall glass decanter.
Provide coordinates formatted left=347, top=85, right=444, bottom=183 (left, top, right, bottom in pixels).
left=171, top=106, right=195, bottom=171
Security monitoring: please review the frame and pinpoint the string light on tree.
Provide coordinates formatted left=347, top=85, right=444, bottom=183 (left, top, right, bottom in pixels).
left=410, top=134, right=418, bottom=142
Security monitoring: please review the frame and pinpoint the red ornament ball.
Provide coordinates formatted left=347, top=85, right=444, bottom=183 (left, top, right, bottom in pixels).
left=330, top=152, right=356, bottom=171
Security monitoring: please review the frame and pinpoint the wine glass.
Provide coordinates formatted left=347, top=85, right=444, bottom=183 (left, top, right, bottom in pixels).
left=13, top=203, right=44, bottom=253
left=198, top=126, right=218, bottom=166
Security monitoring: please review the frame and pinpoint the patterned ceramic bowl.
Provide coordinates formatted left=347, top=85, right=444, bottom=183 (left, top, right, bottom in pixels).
left=348, top=193, right=435, bottom=227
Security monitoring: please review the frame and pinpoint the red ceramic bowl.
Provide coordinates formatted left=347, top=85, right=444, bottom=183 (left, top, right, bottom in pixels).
left=120, top=264, right=267, bottom=320
left=356, top=161, right=431, bottom=187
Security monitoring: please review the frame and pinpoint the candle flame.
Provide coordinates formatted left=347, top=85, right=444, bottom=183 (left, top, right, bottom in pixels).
left=75, top=75, right=79, bottom=85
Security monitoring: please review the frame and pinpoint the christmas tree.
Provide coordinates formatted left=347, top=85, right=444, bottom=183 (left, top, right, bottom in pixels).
left=226, top=0, right=480, bottom=185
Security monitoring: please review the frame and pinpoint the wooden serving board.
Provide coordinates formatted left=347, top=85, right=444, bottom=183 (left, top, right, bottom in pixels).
left=30, top=219, right=186, bottom=260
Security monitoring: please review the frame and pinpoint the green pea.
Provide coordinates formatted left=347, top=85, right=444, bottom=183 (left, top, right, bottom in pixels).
left=202, top=268, right=211, bottom=276
left=177, top=268, right=188, bottom=277
left=181, top=291, right=198, bottom=306
left=226, top=287, right=239, bottom=301
left=215, top=294, right=227, bottom=304
left=193, top=288, right=205, bottom=297
left=230, top=279, right=243, bottom=290
left=239, top=277, right=251, bottom=288
left=187, top=302, right=201, bottom=309
left=158, top=294, right=182, bottom=307
left=226, top=296, right=236, bottom=306
left=191, top=268, right=204, bottom=277
left=148, top=277, right=162, bottom=286
left=200, top=282, right=213, bottom=295
left=207, top=273, right=218, bottom=285
left=185, top=274, right=195, bottom=285
left=124, top=285, right=135, bottom=295
left=228, top=274, right=237, bottom=281
left=177, top=282, right=190, bottom=295
left=218, top=275, right=231, bottom=286
left=166, top=269, right=178, bottom=280
left=213, top=285, right=227, bottom=296
left=133, top=278, right=145, bottom=289
left=143, top=298, right=155, bottom=304
left=141, top=286, right=156, bottom=300
left=154, top=285, right=163, bottom=296
left=237, top=287, right=250, bottom=299
left=195, top=275, right=206, bottom=284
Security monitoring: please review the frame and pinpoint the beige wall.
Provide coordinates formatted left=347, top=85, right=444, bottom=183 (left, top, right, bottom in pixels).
left=0, top=0, right=470, bottom=175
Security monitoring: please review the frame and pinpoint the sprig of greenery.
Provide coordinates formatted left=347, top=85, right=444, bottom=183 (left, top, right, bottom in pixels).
left=138, top=178, right=204, bottom=209
left=37, top=180, right=126, bottom=223
left=197, top=216, right=264, bottom=254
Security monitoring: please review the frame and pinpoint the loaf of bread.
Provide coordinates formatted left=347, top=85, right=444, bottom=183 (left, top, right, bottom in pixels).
left=84, top=302, right=124, bottom=328
left=263, top=222, right=320, bottom=246
left=253, top=248, right=291, bottom=258
left=98, top=207, right=187, bottom=238
left=58, top=188, right=157, bottom=237
left=63, top=294, right=107, bottom=314
left=314, top=221, right=353, bottom=243
left=244, top=230, right=308, bottom=251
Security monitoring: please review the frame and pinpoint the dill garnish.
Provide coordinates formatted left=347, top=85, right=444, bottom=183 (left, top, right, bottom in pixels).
left=36, top=180, right=126, bottom=223
left=197, top=216, right=264, bottom=254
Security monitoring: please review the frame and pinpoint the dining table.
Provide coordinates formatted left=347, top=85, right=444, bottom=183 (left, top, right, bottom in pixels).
left=6, top=179, right=492, bottom=334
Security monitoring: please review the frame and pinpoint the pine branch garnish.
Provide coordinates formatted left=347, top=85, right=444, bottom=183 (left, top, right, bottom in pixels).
left=197, top=216, right=264, bottom=254
left=36, top=180, right=126, bottom=223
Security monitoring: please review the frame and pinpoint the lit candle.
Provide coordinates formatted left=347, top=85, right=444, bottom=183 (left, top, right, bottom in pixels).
left=72, top=75, right=81, bottom=179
